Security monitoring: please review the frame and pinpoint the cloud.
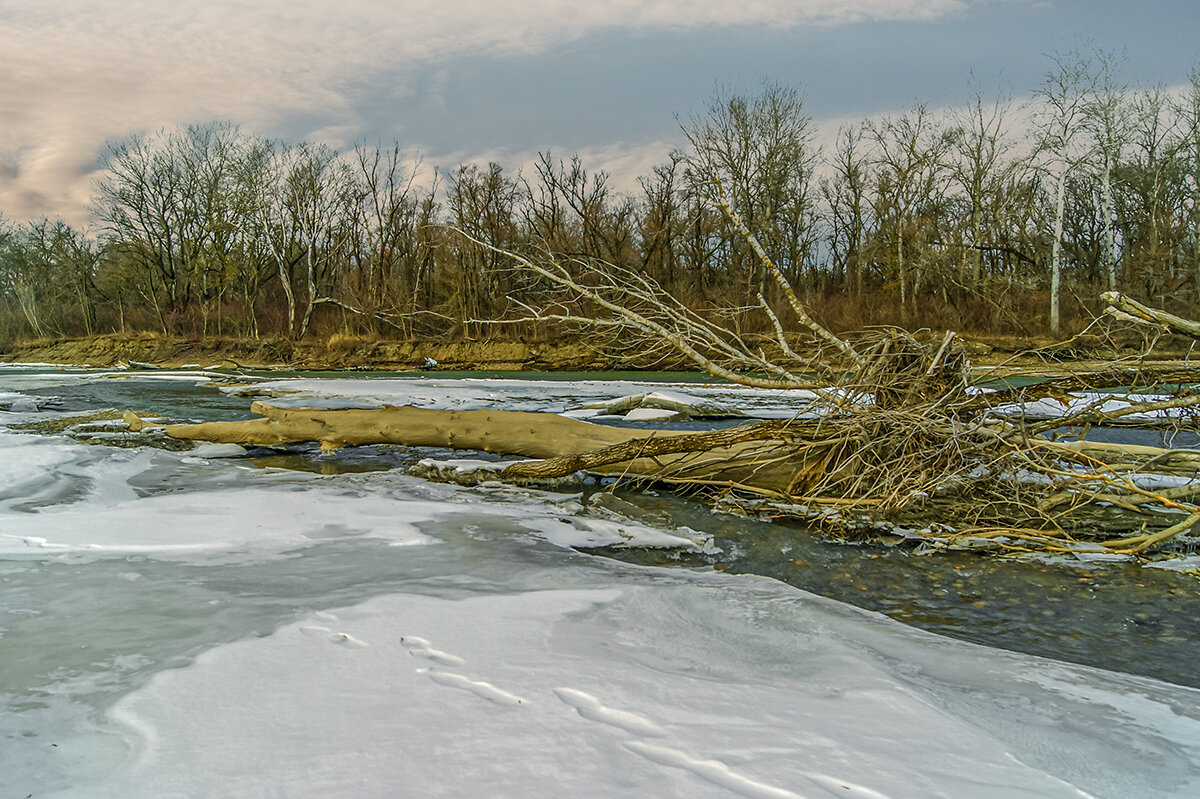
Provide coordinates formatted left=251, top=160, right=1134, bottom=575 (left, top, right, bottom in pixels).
left=0, top=0, right=974, bottom=224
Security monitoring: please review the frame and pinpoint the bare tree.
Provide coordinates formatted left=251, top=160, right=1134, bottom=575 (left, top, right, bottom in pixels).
left=948, top=85, right=1022, bottom=286
left=637, top=150, right=687, bottom=292
left=1115, top=86, right=1180, bottom=302
left=528, top=153, right=631, bottom=263
left=681, top=82, right=821, bottom=296
left=446, top=162, right=524, bottom=335
left=93, top=122, right=270, bottom=335
left=821, top=124, right=873, bottom=297
left=28, top=219, right=100, bottom=335
left=1033, top=49, right=1097, bottom=334
left=1083, top=49, right=1132, bottom=291
left=1178, top=66, right=1200, bottom=304
left=93, top=130, right=180, bottom=332
left=285, top=144, right=360, bottom=340
left=868, top=103, right=953, bottom=309
left=339, top=142, right=429, bottom=336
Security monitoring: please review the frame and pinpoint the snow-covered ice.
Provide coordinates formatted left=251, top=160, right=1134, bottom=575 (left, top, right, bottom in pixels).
left=226, top=375, right=828, bottom=418
left=993, top=390, right=1200, bottom=425
left=2, top=372, right=1200, bottom=798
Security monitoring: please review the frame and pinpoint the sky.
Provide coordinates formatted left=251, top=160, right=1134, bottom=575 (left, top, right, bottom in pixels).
left=2, top=0, right=1199, bottom=227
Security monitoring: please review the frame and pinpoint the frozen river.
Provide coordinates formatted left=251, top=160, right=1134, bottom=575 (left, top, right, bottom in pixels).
left=3, top=365, right=1200, bottom=798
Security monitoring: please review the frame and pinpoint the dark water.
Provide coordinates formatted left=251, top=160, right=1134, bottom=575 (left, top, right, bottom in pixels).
left=23, top=375, right=259, bottom=421
left=591, top=490, right=1200, bottom=688
left=7, top=366, right=1200, bottom=688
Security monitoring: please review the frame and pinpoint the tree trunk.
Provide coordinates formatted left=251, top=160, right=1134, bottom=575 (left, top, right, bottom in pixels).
left=125, top=403, right=823, bottom=496
left=298, top=246, right=318, bottom=339
left=277, top=256, right=297, bottom=338
left=1102, top=290, right=1200, bottom=337
left=1102, top=161, right=1117, bottom=290
left=1050, top=165, right=1067, bottom=335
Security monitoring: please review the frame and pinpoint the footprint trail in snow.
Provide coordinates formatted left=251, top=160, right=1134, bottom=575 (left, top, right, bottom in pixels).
left=553, top=687, right=666, bottom=737
left=298, top=624, right=369, bottom=648
left=551, top=686, right=889, bottom=799
left=399, top=632, right=526, bottom=705
left=425, top=670, right=527, bottom=705
left=400, top=635, right=467, bottom=666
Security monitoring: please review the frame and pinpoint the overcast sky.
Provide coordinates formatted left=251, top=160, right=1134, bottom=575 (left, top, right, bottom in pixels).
left=2, top=0, right=1198, bottom=227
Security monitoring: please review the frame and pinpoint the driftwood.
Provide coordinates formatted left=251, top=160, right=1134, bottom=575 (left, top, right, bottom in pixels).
left=126, top=404, right=819, bottom=494
left=121, top=309, right=1200, bottom=561
left=128, top=403, right=639, bottom=455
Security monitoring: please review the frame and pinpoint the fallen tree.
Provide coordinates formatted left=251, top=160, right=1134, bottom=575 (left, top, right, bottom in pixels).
left=125, top=387, right=1200, bottom=558
left=119, top=196, right=1200, bottom=561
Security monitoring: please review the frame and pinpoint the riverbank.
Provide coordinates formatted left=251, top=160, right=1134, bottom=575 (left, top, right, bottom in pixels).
left=0, top=333, right=627, bottom=372
left=3, top=330, right=1190, bottom=374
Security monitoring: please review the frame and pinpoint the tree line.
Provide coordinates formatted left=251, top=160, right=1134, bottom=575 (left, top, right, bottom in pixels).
left=3, top=50, right=1200, bottom=345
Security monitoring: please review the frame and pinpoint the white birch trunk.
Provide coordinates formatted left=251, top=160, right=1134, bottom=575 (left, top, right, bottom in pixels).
left=1050, top=164, right=1067, bottom=335
left=1102, top=161, right=1117, bottom=290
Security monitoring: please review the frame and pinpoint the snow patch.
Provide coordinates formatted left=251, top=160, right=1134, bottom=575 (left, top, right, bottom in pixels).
left=226, top=376, right=827, bottom=419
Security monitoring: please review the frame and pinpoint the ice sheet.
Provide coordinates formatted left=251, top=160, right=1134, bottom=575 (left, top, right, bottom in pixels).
left=229, top=376, right=826, bottom=418
left=77, top=574, right=1200, bottom=799
left=5, top=372, right=1200, bottom=799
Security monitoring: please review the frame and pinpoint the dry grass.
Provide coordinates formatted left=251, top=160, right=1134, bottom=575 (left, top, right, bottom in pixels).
left=325, top=331, right=379, bottom=352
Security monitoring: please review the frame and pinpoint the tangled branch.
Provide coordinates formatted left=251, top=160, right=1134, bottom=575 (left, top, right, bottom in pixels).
left=442, top=218, right=1200, bottom=560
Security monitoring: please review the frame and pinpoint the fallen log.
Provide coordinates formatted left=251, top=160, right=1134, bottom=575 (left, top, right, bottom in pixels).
left=114, top=280, right=1200, bottom=560
left=124, top=403, right=826, bottom=496
left=127, top=402, right=642, bottom=455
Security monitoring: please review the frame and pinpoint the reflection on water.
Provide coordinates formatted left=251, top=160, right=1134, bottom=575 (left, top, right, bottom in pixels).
left=24, top=377, right=258, bottom=422
left=245, top=443, right=422, bottom=474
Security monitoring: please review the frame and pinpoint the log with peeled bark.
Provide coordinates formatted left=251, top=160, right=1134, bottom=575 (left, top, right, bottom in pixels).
left=126, top=402, right=638, bottom=455
left=123, top=400, right=1200, bottom=497
left=123, top=402, right=826, bottom=496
